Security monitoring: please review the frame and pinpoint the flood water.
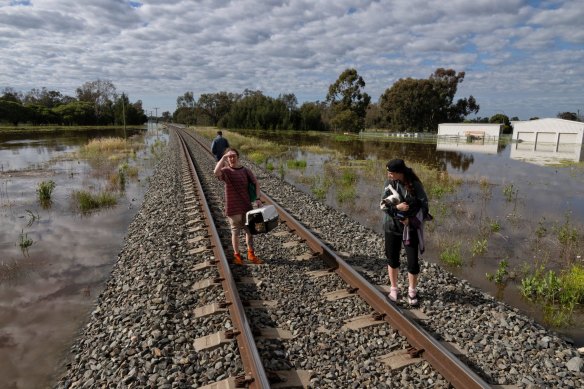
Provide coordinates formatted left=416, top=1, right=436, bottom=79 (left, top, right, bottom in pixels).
left=1, top=126, right=582, bottom=389
left=235, top=129, right=584, bottom=346
left=0, top=124, right=167, bottom=388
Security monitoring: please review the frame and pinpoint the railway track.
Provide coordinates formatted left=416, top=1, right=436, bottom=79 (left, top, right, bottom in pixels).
left=171, top=124, right=491, bottom=388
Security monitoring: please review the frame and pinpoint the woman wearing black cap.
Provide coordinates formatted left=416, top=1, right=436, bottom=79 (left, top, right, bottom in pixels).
left=380, top=158, right=429, bottom=305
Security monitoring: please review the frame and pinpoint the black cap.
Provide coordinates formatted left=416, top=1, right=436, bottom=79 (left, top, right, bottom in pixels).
left=386, top=158, right=406, bottom=173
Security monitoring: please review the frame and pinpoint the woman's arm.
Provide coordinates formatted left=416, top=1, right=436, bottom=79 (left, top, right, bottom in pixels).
left=214, top=155, right=227, bottom=178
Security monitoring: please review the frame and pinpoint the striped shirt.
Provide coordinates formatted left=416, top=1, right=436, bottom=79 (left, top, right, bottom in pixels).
left=219, top=166, right=256, bottom=216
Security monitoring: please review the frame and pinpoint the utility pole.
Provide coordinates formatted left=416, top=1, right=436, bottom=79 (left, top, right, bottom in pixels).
left=153, top=107, right=159, bottom=123
left=121, top=93, right=127, bottom=139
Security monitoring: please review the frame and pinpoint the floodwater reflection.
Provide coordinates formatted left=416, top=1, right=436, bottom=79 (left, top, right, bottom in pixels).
left=0, top=125, right=167, bottom=388
left=510, top=141, right=584, bottom=165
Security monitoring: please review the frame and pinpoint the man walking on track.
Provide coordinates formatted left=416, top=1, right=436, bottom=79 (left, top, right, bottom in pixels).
left=211, top=130, right=230, bottom=161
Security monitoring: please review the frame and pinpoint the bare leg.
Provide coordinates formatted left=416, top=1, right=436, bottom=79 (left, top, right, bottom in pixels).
left=408, top=272, right=418, bottom=289
left=408, top=272, right=419, bottom=305
left=245, top=231, right=253, bottom=252
left=388, top=265, right=399, bottom=288
left=231, top=229, right=240, bottom=254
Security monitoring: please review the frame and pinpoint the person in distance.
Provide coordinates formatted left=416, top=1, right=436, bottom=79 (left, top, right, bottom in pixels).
left=211, top=130, right=230, bottom=161
left=214, top=148, right=263, bottom=265
left=380, top=158, right=430, bottom=306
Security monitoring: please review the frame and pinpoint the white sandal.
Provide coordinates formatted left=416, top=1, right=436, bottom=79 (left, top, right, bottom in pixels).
left=388, top=287, right=399, bottom=302
left=408, top=287, right=418, bottom=306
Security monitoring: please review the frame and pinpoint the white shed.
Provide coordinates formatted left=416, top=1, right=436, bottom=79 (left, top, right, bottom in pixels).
left=510, top=118, right=584, bottom=165
left=437, top=123, right=501, bottom=141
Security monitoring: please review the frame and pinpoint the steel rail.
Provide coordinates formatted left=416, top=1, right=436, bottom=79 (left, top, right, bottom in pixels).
left=176, top=130, right=270, bottom=389
left=175, top=125, right=491, bottom=388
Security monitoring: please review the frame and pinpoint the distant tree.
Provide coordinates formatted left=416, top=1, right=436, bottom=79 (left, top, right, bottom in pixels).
left=557, top=112, right=578, bottom=121
left=196, top=92, right=238, bottom=126
left=161, top=111, right=171, bottom=122
left=1, top=88, right=22, bottom=103
left=364, top=102, right=388, bottom=129
left=0, top=100, right=27, bottom=125
left=380, top=68, right=479, bottom=132
left=220, top=90, right=289, bottom=130
left=113, top=94, right=147, bottom=125
left=510, top=116, right=519, bottom=121
left=298, top=101, right=327, bottom=131
left=52, top=101, right=95, bottom=125
left=176, top=91, right=195, bottom=109
left=326, top=68, right=371, bottom=132
left=465, top=116, right=489, bottom=123
left=76, top=80, right=117, bottom=124
left=23, top=88, right=64, bottom=108
left=489, top=113, right=512, bottom=134
left=430, top=68, right=479, bottom=123
left=27, top=104, right=60, bottom=125
left=529, top=117, right=539, bottom=120
left=380, top=78, right=435, bottom=132
left=277, top=93, right=300, bottom=130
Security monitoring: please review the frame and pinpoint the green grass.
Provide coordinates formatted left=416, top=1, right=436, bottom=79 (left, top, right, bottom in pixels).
left=308, top=175, right=332, bottom=200
left=555, top=218, right=578, bottom=246
left=486, top=259, right=509, bottom=284
left=72, top=190, right=117, bottom=213
left=37, top=180, right=56, bottom=202
left=471, top=239, right=488, bottom=256
left=248, top=151, right=267, bottom=165
left=150, top=138, right=167, bottom=159
left=286, top=159, right=307, bottom=169
left=439, top=242, right=462, bottom=266
left=503, top=183, right=518, bottom=202
left=488, top=218, right=501, bottom=233
left=336, top=185, right=356, bottom=203
left=194, top=127, right=288, bottom=157
left=520, top=264, right=584, bottom=326
left=18, top=230, right=33, bottom=249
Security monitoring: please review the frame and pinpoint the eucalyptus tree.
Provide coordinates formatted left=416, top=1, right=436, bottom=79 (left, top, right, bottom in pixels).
left=380, top=68, right=479, bottom=132
left=196, top=91, right=239, bottom=126
left=326, top=68, right=371, bottom=132
left=76, top=80, right=117, bottom=124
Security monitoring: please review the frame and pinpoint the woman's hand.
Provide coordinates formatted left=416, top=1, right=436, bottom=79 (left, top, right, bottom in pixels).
left=254, top=199, right=262, bottom=208
left=396, top=202, right=409, bottom=212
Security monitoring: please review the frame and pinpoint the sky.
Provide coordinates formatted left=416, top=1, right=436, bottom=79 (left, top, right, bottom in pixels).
left=1, top=0, right=583, bottom=120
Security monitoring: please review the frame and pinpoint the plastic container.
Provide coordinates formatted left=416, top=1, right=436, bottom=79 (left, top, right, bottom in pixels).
left=245, top=205, right=279, bottom=235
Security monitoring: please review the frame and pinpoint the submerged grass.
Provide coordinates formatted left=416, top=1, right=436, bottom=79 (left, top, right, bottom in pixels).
left=439, top=242, right=462, bottom=267
left=286, top=159, right=307, bottom=169
left=37, top=180, right=56, bottom=202
left=79, top=137, right=132, bottom=158
left=520, top=264, right=584, bottom=326
left=18, top=230, right=33, bottom=249
left=72, top=190, right=117, bottom=213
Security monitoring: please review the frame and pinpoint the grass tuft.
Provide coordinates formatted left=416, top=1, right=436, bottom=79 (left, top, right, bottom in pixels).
left=72, top=190, right=117, bottom=213
left=37, top=180, right=56, bottom=202
left=439, top=242, right=462, bottom=266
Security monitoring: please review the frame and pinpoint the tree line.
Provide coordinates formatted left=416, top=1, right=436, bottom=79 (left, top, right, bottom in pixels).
left=0, top=80, right=147, bottom=126
left=172, top=68, right=482, bottom=133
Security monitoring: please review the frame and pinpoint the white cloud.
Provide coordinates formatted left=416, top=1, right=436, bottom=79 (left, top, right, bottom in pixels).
left=0, top=0, right=582, bottom=119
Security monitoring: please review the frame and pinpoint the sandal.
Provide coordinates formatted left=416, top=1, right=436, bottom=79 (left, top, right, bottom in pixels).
left=408, top=287, right=419, bottom=306
left=388, top=287, right=399, bottom=302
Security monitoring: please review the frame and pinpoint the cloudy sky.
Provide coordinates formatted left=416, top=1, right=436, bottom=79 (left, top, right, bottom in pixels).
left=1, top=0, right=583, bottom=120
